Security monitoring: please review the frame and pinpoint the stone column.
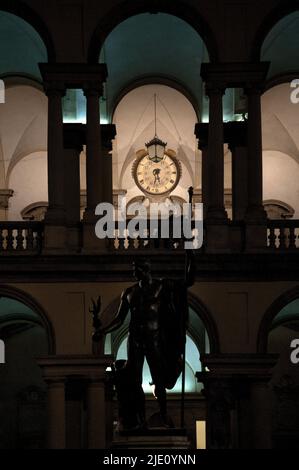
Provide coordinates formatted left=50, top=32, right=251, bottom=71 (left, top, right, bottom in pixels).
left=102, top=125, right=117, bottom=206
left=203, top=84, right=228, bottom=251
left=46, top=378, right=66, bottom=449
left=226, top=122, right=248, bottom=221
left=199, top=377, right=234, bottom=449
left=244, top=85, right=267, bottom=249
left=43, top=83, right=67, bottom=251
left=195, top=123, right=209, bottom=219
left=87, top=379, right=106, bottom=449
left=64, top=124, right=85, bottom=252
left=82, top=83, right=105, bottom=251
left=205, top=84, right=227, bottom=222
left=250, top=381, right=272, bottom=449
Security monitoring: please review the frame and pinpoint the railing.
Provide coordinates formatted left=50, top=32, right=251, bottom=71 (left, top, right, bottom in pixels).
left=267, top=220, right=299, bottom=250
left=0, top=220, right=298, bottom=253
left=0, top=222, right=43, bottom=254
left=106, top=219, right=202, bottom=252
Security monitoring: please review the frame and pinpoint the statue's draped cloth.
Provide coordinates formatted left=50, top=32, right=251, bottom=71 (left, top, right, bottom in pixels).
left=158, top=279, right=189, bottom=390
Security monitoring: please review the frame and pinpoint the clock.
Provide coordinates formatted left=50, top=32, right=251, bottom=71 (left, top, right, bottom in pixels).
left=132, top=153, right=182, bottom=197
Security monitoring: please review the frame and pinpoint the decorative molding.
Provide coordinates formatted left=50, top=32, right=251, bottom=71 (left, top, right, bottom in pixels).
left=264, top=200, right=295, bottom=220
left=201, top=62, right=270, bottom=89
left=21, top=202, right=48, bottom=221
left=0, top=189, right=14, bottom=209
left=39, top=63, right=108, bottom=90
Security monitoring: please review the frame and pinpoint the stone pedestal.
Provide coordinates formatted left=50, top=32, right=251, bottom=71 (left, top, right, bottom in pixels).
left=112, top=429, right=191, bottom=449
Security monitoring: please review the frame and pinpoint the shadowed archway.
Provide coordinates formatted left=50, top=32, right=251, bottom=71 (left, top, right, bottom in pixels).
left=0, top=0, right=56, bottom=62
left=88, top=0, right=218, bottom=63
left=257, top=285, right=299, bottom=353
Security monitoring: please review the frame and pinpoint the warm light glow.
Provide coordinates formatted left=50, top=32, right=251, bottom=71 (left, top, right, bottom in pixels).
left=196, top=421, right=206, bottom=449
left=146, top=136, right=166, bottom=163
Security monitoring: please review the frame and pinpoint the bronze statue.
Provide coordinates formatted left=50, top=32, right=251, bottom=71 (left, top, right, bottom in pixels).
left=97, top=251, right=195, bottom=430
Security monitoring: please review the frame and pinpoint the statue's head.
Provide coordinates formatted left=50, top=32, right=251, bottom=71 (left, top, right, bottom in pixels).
left=133, top=258, right=151, bottom=281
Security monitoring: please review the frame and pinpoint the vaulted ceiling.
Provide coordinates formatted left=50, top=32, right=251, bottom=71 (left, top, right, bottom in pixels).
left=261, top=11, right=299, bottom=79
left=0, top=11, right=47, bottom=80
left=100, top=13, right=209, bottom=118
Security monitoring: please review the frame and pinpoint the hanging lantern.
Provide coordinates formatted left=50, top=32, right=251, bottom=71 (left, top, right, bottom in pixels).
left=145, top=94, right=167, bottom=163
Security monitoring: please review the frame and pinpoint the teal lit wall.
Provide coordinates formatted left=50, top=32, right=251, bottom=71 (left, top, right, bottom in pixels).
left=116, top=334, right=204, bottom=394
left=0, top=12, right=47, bottom=80
left=262, top=12, right=299, bottom=79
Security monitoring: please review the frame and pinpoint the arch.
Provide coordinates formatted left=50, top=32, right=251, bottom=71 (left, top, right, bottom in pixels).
left=251, top=0, right=299, bottom=61
left=265, top=72, right=299, bottom=92
left=0, top=0, right=55, bottom=61
left=101, top=291, right=220, bottom=355
left=188, top=292, right=220, bottom=354
left=0, top=284, right=56, bottom=354
left=88, top=1, right=218, bottom=63
left=257, top=285, right=299, bottom=353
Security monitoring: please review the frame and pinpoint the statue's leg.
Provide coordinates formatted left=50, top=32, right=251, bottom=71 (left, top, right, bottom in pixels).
left=145, top=332, right=167, bottom=417
left=127, top=333, right=146, bottom=428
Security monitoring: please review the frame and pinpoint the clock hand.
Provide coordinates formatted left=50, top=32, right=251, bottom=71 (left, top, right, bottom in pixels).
left=153, top=168, right=161, bottom=184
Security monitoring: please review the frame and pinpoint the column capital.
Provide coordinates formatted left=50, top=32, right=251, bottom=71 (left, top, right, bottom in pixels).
left=39, top=63, right=108, bottom=90
left=244, top=84, right=265, bottom=96
left=87, top=377, right=106, bottom=388
left=44, top=377, right=66, bottom=387
left=102, top=124, right=117, bottom=151
left=43, top=81, right=66, bottom=97
left=194, top=123, right=209, bottom=150
left=201, top=62, right=270, bottom=88
left=205, top=82, right=226, bottom=97
left=83, top=81, right=104, bottom=97
left=63, top=123, right=85, bottom=151
left=225, top=121, right=248, bottom=150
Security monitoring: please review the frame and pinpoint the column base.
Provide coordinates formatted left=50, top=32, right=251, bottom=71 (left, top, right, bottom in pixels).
left=82, top=212, right=108, bottom=253
left=205, top=216, right=230, bottom=253
left=44, top=206, right=66, bottom=225
left=66, top=224, right=82, bottom=253
left=206, top=205, right=228, bottom=222
left=244, top=205, right=268, bottom=251
left=43, top=224, right=67, bottom=253
left=245, top=223, right=268, bottom=251
left=112, top=431, right=191, bottom=450
left=245, top=204, right=267, bottom=223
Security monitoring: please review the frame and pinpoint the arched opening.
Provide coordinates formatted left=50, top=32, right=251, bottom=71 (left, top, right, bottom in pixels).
left=88, top=2, right=218, bottom=64
left=65, top=12, right=211, bottom=126
left=258, top=287, right=299, bottom=448
left=251, top=1, right=299, bottom=64
left=0, top=10, right=49, bottom=81
left=261, top=83, right=299, bottom=245
left=0, top=10, right=50, bottom=223
left=254, top=9, right=299, bottom=82
left=0, top=1, right=55, bottom=60
left=0, top=287, right=54, bottom=449
left=0, top=85, right=48, bottom=221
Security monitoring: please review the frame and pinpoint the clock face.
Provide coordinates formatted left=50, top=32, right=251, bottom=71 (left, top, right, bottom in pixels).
left=133, top=154, right=181, bottom=196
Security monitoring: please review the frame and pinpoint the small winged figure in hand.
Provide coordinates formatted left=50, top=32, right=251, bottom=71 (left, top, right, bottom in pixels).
left=90, top=296, right=103, bottom=343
